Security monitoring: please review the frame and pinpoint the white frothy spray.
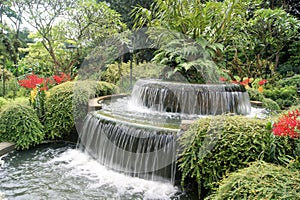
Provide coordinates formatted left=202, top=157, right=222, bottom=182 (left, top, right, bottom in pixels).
left=49, top=149, right=178, bottom=200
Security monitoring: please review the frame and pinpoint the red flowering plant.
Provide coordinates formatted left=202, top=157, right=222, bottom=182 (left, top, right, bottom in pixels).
left=273, top=109, right=300, bottom=139
left=219, top=77, right=252, bottom=88
left=272, top=109, right=300, bottom=167
left=257, top=79, right=268, bottom=93
left=18, top=72, right=71, bottom=121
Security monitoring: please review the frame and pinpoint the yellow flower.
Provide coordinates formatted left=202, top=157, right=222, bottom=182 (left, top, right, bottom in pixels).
left=45, top=91, right=50, bottom=98
left=30, top=87, right=38, bottom=103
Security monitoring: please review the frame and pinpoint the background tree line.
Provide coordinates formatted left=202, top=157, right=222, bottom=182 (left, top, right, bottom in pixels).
left=0, top=0, right=299, bottom=83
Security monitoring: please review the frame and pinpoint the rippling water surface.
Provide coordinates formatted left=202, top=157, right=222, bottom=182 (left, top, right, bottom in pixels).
left=0, top=143, right=196, bottom=200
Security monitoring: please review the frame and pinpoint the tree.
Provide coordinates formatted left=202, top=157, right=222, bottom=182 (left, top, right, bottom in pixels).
left=131, top=0, right=240, bottom=83
left=19, top=0, right=127, bottom=75
left=98, top=0, right=153, bottom=28
left=0, top=0, right=26, bottom=64
left=132, top=0, right=242, bottom=43
left=226, top=8, right=299, bottom=82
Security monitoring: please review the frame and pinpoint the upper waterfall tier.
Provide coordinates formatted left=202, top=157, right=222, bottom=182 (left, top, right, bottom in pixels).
left=130, top=79, right=251, bottom=115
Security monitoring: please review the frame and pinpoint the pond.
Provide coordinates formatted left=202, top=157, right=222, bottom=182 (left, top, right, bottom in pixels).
left=0, top=143, right=197, bottom=200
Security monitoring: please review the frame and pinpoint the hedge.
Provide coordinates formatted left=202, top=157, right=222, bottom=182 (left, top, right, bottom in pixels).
left=44, top=80, right=117, bottom=139
left=0, top=103, right=45, bottom=150
left=206, top=161, right=300, bottom=200
left=177, top=115, right=294, bottom=198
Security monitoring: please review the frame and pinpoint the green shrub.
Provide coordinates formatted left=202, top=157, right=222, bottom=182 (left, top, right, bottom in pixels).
left=178, top=116, right=294, bottom=198
left=0, top=68, right=14, bottom=81
left=0, top=103, right=45, bottom=150
left=277, top=74, right=300, bottom=87
left=247, top=88, right=264, bottom=101
left=262, top=98, right=280, bottom=111
left=0, top=97, right=8, bottom=110
left=101, top=62, right=132, bottom=84
left=263, top=85, right=298, bottom=108
left=206, top=161, right=300, bottom=200
left=116, top=62, right=164, bottom=93
left=44, top=81, right=117, bottom=139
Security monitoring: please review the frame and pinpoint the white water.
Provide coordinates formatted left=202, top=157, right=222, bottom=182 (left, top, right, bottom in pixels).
left=50, top=148, right=178, bottom=199
left=130, top=79, right=252, bottom=115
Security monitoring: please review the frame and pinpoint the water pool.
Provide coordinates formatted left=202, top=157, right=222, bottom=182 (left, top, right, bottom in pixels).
left=0, top=143, right=196, bottom=200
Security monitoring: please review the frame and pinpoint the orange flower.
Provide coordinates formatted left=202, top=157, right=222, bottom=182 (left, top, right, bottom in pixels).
left=258, top=86, right=264, bottom=93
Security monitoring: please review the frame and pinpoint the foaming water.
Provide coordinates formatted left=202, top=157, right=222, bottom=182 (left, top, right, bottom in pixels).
left=0, top=143, right=180, bottom=200
left=51, top=149, right=178, bottom=199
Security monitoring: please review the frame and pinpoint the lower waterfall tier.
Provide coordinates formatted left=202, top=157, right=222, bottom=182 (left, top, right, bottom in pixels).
left=78, top=112, right=179, bottom=183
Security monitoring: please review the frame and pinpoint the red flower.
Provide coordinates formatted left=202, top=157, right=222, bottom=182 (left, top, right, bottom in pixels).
left=53, top=72, right=71, bottom=84
left=40, top=86, right=48, bottom=91
left=220, top=77, right=227, bottom=82
left=240, top=78, right=251, bottom=86
left=53, top=75, right=64, bottom=84
left=18, top=73, right=45, bottom=89
left=258, top=79, right=268, bottom=86
left=273, top=109, right=300, bottom=139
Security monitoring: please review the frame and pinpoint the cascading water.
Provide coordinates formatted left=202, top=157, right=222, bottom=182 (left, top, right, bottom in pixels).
left=78, top=112, right=178, bottom=183
left=130, top=79, right=251, bottom=115
left=78, top=79, right=252, bottom=184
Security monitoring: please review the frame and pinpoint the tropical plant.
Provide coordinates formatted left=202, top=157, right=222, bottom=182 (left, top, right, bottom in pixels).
left=151, top=34, right=223, bottom=83
left=132, top=0, right=241, bottom=43
left=262, top=97, right=280, bottom=112
left=263, top=85, right=298, bottom=108
left=0, top=97, right=8, bottom=109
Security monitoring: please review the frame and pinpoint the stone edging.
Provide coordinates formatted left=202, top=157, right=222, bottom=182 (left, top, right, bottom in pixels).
left=0, top=142, right=15, bottom=157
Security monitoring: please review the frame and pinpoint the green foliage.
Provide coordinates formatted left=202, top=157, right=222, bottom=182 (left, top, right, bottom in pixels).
left=0, top=70, right=25, bottom=98
left=44, top=81, right=117, bottom=139
left=262, top=75, right=300, bottom=109
left=19, top=0, right=127, bottom=75
left=262, top=98, right=280, bottom=111
left=278, top=41, right=300, bottom=75
left=95, top=81, right=118, bottom=97
left=0, top=68, right=14, bottom=81
left=226, top=7, right=299, bottom=82
left=11, top=97, right=29, bottom=105
left=263, top=85, right=298, bottom=108
left=178, top=116, right=294, bottom=198
left=0, top=103, right=45, bottom=150
left=207, top=161, right=300, bottom=200
left=101, top=62, right=132, bottom=84
left=18, top=40, right=56, bottom=77
left=0, top=97, right=8, bottom=109
left=100, top=61, right=164, bottom=93
left=277, top=74, right=300, bottom=87
left=99, top=0, right=153, bottom=28
left=247, top=88, right=264, bottom=101
left=152, top=35, right=222, bottom=83
left=132, top=0, right=240, bottom=43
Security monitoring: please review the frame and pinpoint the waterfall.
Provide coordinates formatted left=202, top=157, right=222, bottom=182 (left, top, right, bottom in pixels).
left=78, top=112, right=179, bottom=183
left=77, top=79, right=252, bottom=184
left=130, top=79, right=251, bottom=115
